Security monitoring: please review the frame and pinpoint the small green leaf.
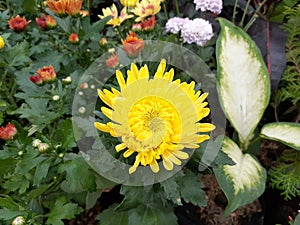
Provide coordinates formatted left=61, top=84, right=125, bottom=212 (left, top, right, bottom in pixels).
left=260, top=122, right=300, bottom=150
left=216, top=18, right=270, bottom=149
left=214, top=137, right=266, bottom=216
left=45, top=197, right=83, bottom=225
left=177, top=171, right=206, bottom=207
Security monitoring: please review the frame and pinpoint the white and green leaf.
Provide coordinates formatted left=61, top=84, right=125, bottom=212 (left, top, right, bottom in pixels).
left=214, top=137, right=266, bottom=216
left=260, top=122, right=300, bottom=150
left=216, top=18, right=270, bottom=149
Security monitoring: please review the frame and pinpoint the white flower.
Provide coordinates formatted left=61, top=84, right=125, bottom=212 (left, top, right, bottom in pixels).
left=62, top=76, right=72, bottom=84
left=181, top=18, right=213, bottom=46
left=78, top=106, right=86, bottom=114
left=12, top=216, right=25, bottom=225
left=194, top=0, right=223, bottom=14
left=52, top=95, right=60, bottom=101
left=165, top=17, right=189, bottom=34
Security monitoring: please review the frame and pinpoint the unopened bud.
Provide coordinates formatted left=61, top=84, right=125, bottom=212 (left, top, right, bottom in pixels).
left=78, top=106, right=86, bottom=114
left=52, top=95, right=60, bottom=101
left=32, top=139, right=42, bottom=147
left=38, top=143, right=49, bottom=153
left=62, top=76, right=72, bottom=84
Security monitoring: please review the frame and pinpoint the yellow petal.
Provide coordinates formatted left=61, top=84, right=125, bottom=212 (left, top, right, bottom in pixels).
left=123, top=149, right=135, bottom=157
left=163, top=157, right=173, bottom=170
left=172, top=150, right=189, bottom=159
left=138, top=65, right=149, bottom=79
left=154, top=59, right=166, bottom=78
left=115, top=143, right=127, bottom=152
left=101, top=107, right=113, bottom=119
left=116, top=70, right=126, bottom=90
left=150, top=161, right=159, bottom=173
left=198, top=123, right=215, bottom=132
left=197, top=134, right=210, bottom=143
left=98, top=89, right=112, bottom=107
left=94, top=122, right=110, bottom=133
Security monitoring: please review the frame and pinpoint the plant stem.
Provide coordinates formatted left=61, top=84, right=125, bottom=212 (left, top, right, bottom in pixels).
left=232, top=0, right=239, bottom=24
left=239, top=0, right=251, bottom=27
left=244, top=0, right=268, bottom=31
left=174, top=0, right=180, bottom=16
left=163, top=1, right=168, bottom=19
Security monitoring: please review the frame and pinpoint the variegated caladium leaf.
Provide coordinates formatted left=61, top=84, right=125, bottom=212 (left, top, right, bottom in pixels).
left=260, top=122, right=300, bottom=150
left=216, top=18, right=271, bottom=149
left=214, top=137, right=266, bottom=216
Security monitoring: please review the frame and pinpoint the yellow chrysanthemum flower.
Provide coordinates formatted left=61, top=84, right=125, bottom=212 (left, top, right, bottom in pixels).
left=98, top=4, right=133, bottom=27
left=120, top=0, right=139, bottom=7
left=94, top=60, right=215, bottom=174
left=132, top=0, right=162, bottom=22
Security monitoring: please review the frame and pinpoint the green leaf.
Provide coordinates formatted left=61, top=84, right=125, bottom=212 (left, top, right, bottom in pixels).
left=294, top=213, right=300, bottom=225
left=58, top=156, right=96, bottom=193
left=176, top=171, right=206, bottom=207
left=97, top=204, right=129, bottom=225
left=216, top=18, right=270, bottom=149
left=214, top=137, right=266, bottom=216
left=33, top=159, right=52, bottom=185
left=0, top=208, right=26, bottom=220
left=4, top=41, right=31, bottom=68
left=45, top=197, right=83, bottom=225
left=54, top=118, right=76, bottom=149
left=260, top=122, right=300, bottom=150
left=84, top=17, right=111, bottom=40
left=0, top=195, right=19, bottom=210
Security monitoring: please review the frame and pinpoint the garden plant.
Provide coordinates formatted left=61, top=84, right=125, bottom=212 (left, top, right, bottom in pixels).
left=0, top=0, right=300, bottom=225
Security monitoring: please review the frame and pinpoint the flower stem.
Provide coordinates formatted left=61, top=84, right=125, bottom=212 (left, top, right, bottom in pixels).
left=174, top=0, right=180, bottom=16
left=232, top=0, right=239, bottom=24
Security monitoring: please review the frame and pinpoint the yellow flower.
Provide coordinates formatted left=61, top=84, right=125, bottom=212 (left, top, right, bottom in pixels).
left=98, top=4, right=133, bottom=27
left=132, top=0, right=162, bottom=22
left=0, top=36, right=5, bottom=49
left=120, top=0, right=139, bottom=7
left=94, top=60, right=215, bottom=174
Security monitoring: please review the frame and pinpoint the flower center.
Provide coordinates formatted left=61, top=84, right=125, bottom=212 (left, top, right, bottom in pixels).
left=127, top=96, right=180, bottom=150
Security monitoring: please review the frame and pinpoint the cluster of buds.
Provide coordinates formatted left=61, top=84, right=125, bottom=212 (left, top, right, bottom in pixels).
left=36, top=14, right=57, bottom=30
left=30, top=65, right=56, bottom=85
left=32, top=139, right=50, bottom=153
left=0, top=123, right=17, bottom=141
left=7, top=15, right=31, bottom=32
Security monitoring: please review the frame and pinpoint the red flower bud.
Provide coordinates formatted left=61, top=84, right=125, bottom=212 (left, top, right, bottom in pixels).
left=68, top=33, right=79, bottom=44
left=0, top=123, right=17, bottom=140
left=106, top=53, right=119, bottom=68
left=8, top=15, right=31, bottom=32
left=37, top=65, right=56, bottom=82
left=30, top=75, right=43, bottom=85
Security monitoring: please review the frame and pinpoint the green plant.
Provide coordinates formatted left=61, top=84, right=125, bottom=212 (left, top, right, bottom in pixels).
left=214, top=18, right=270, bottom=215
left=275, top=4, right=300, bottom=119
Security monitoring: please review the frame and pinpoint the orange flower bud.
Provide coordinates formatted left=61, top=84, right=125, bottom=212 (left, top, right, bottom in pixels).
left=37, top=65, right=56, bottom=82
left=80, top=10, right=89, bottom=17
left=46, top=15, right=57, bottom=28
left=69, top=33, right=79, bottom=43
left=99, top=37, right=108, bottom=46
left=121, top=32, right=144, bottom=58
left=0, top=123, right=17, bottom=140
left=46, top=0, right=82, bottom=16
left=106, top=53, right=119, bottom=68
left=7, top=15, right=31, bottom=32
